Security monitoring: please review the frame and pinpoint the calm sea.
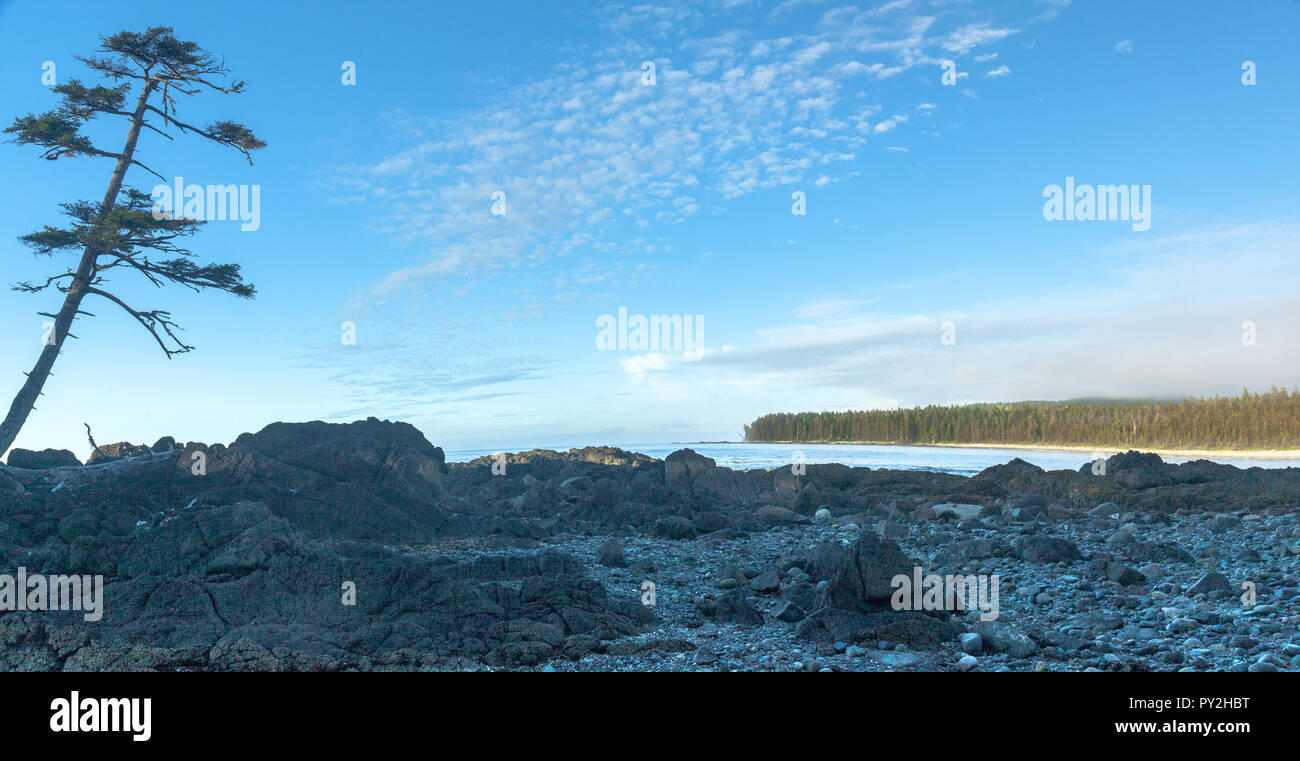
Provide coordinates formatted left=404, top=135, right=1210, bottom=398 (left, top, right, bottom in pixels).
left=442, top=442, right=1300, bottom=476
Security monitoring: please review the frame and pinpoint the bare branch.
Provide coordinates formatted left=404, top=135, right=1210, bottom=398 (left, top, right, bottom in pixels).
left=12, top=271, right=77, bottom=294
left=85, top=286, right=194, bottom=357
left=84, top=423, right=110, bottom=461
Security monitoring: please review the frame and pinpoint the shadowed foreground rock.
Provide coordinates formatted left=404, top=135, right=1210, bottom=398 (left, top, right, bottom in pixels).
left=791, top=533, right=961, bottom=648
left=2, top=418, right=1298, bottom=671
left=0, top=498, right=655, bottom=670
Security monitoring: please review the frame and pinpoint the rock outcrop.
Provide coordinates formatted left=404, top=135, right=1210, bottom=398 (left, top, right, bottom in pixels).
left=790, top=534, right=961, bottom=648
left=5, top=448, right=80, bottom=469
left=3, top=422, right=1298, bottom=672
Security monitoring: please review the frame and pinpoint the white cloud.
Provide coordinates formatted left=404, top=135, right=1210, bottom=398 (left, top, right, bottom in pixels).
left=652, top=222, right=1300, bottom=406
left=1035, top=0, right=1071, bottom=21
left=1115, top=39, right=1134, bottom=54
left=331, top=2, right=1048, bottom=298
left=985, top=65, right=1012, bottom=78
left=942, top=23, right=1018, bottom=55
left=873, top=114, right=910, bottom=134
left=619, top=353, right=670, bottom=376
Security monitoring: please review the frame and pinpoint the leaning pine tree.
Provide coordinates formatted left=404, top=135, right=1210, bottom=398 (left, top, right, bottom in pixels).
left=0, top=27, right=264, bottom=455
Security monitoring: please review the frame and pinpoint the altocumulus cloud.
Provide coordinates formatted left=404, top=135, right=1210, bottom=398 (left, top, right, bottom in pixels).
left=330, top=0, right=1040, bottom=299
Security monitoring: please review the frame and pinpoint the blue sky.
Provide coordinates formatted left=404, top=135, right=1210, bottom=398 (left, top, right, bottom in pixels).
left=1, top=0, right=1298, bottom=456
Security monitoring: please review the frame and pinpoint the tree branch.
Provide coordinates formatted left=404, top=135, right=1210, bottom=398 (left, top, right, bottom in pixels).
left=85, top=286, right=193, bottom=357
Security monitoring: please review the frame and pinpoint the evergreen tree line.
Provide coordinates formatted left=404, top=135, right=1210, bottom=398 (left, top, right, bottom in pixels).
left=742, top=389, right=1300, bottom=450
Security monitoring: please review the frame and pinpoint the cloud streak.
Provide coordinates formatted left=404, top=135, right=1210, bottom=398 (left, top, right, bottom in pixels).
left=631, top=221, right=1300, bottom=406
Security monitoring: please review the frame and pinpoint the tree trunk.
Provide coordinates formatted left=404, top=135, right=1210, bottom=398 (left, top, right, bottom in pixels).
left=0, top=80, right=157, bottom=458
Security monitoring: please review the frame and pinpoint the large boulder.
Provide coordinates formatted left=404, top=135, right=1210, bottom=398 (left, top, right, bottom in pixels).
left=967, top=458, right=1053, bottom=497
left=702, top=589, right=764, bottom=626
left=756, top=504, right=800, bottom=526
left=224, top=418, right=446, bottom=497
left=184, top=418, right=450, bottom=541
left=791, top=534, right=961, bottom=649
left=772, top=466, right=803, bottom=494
left=87, top=442, right=150, bottom=464
left=652, top=515, right=696, bottom=540
left=1016, top=536, right=1081, bottom=564
left=1098, top=451, right=1174, bottom=489
left=972, top=620, right=1038, bottom=658
left=931, top=503, right=983, bottom=521
left=6, top=448, right=80, bottom=469
left=596, top=538, right=627, bottom=568
left=664, top=448, right=716, bottom=484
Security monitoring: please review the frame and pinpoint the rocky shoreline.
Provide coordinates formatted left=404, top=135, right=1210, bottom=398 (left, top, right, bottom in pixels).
left=1, top=418, right=1297, bottom=671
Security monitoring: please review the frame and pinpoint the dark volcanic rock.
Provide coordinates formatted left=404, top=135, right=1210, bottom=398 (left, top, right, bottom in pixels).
left=1017, top=536, right=1081, bottom=564
left=708, top=589, right=764, bottom=626
left=1207, top=515, right=1242, bottom=534
left=1124, top=541, right=1196, bottom=564
left=5, top=448, right=80, bottom=469
left=1106, top=562, right=1147, bottom=586
left=967, top=459, right=1053, bottom=497
left=792, top=534, right=960, bottom=648
left=934, top=538, right=1013, bottom=565
left=652, top=516, right=697, bottom=540
left=1187, top=571, right=1232, bottom=596
left=664, top=448, right=716, bottom=484
left=9, top=414, right=1300, bottom=672
left=756, top=505, right=800, bottom=526
left=0, top=498, right=654, bottom=670
left=748, top=567, right=782, bottom=594
left=597, top=538, right=627, bottom=568
left=193, top=418, right=450, bottom=541
left=87, top=442, right=150, bottom=464
left=973, top=620, right=1038, bottom=658
left=1102, top=451, right=1174, bottom=490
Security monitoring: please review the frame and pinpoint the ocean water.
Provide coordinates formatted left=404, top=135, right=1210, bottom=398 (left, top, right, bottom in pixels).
left=442, top=442, right=1300, bottom=476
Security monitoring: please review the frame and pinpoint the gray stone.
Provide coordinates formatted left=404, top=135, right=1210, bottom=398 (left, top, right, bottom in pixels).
left=1106, top=562, right=1147, bottom=586
left=1187, top=571, right=1231, bottom=596
left=1105, top=530, right=1137, bottom=547
left=973, top=621, right=1038, bottom=659
left=1207, top=515, right=1242, bottom=534
left=932, top=503, right=983, bottom=521
left=756, top=505, right=800, bottom=526
left=596, top=538, right=627, bottom=568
